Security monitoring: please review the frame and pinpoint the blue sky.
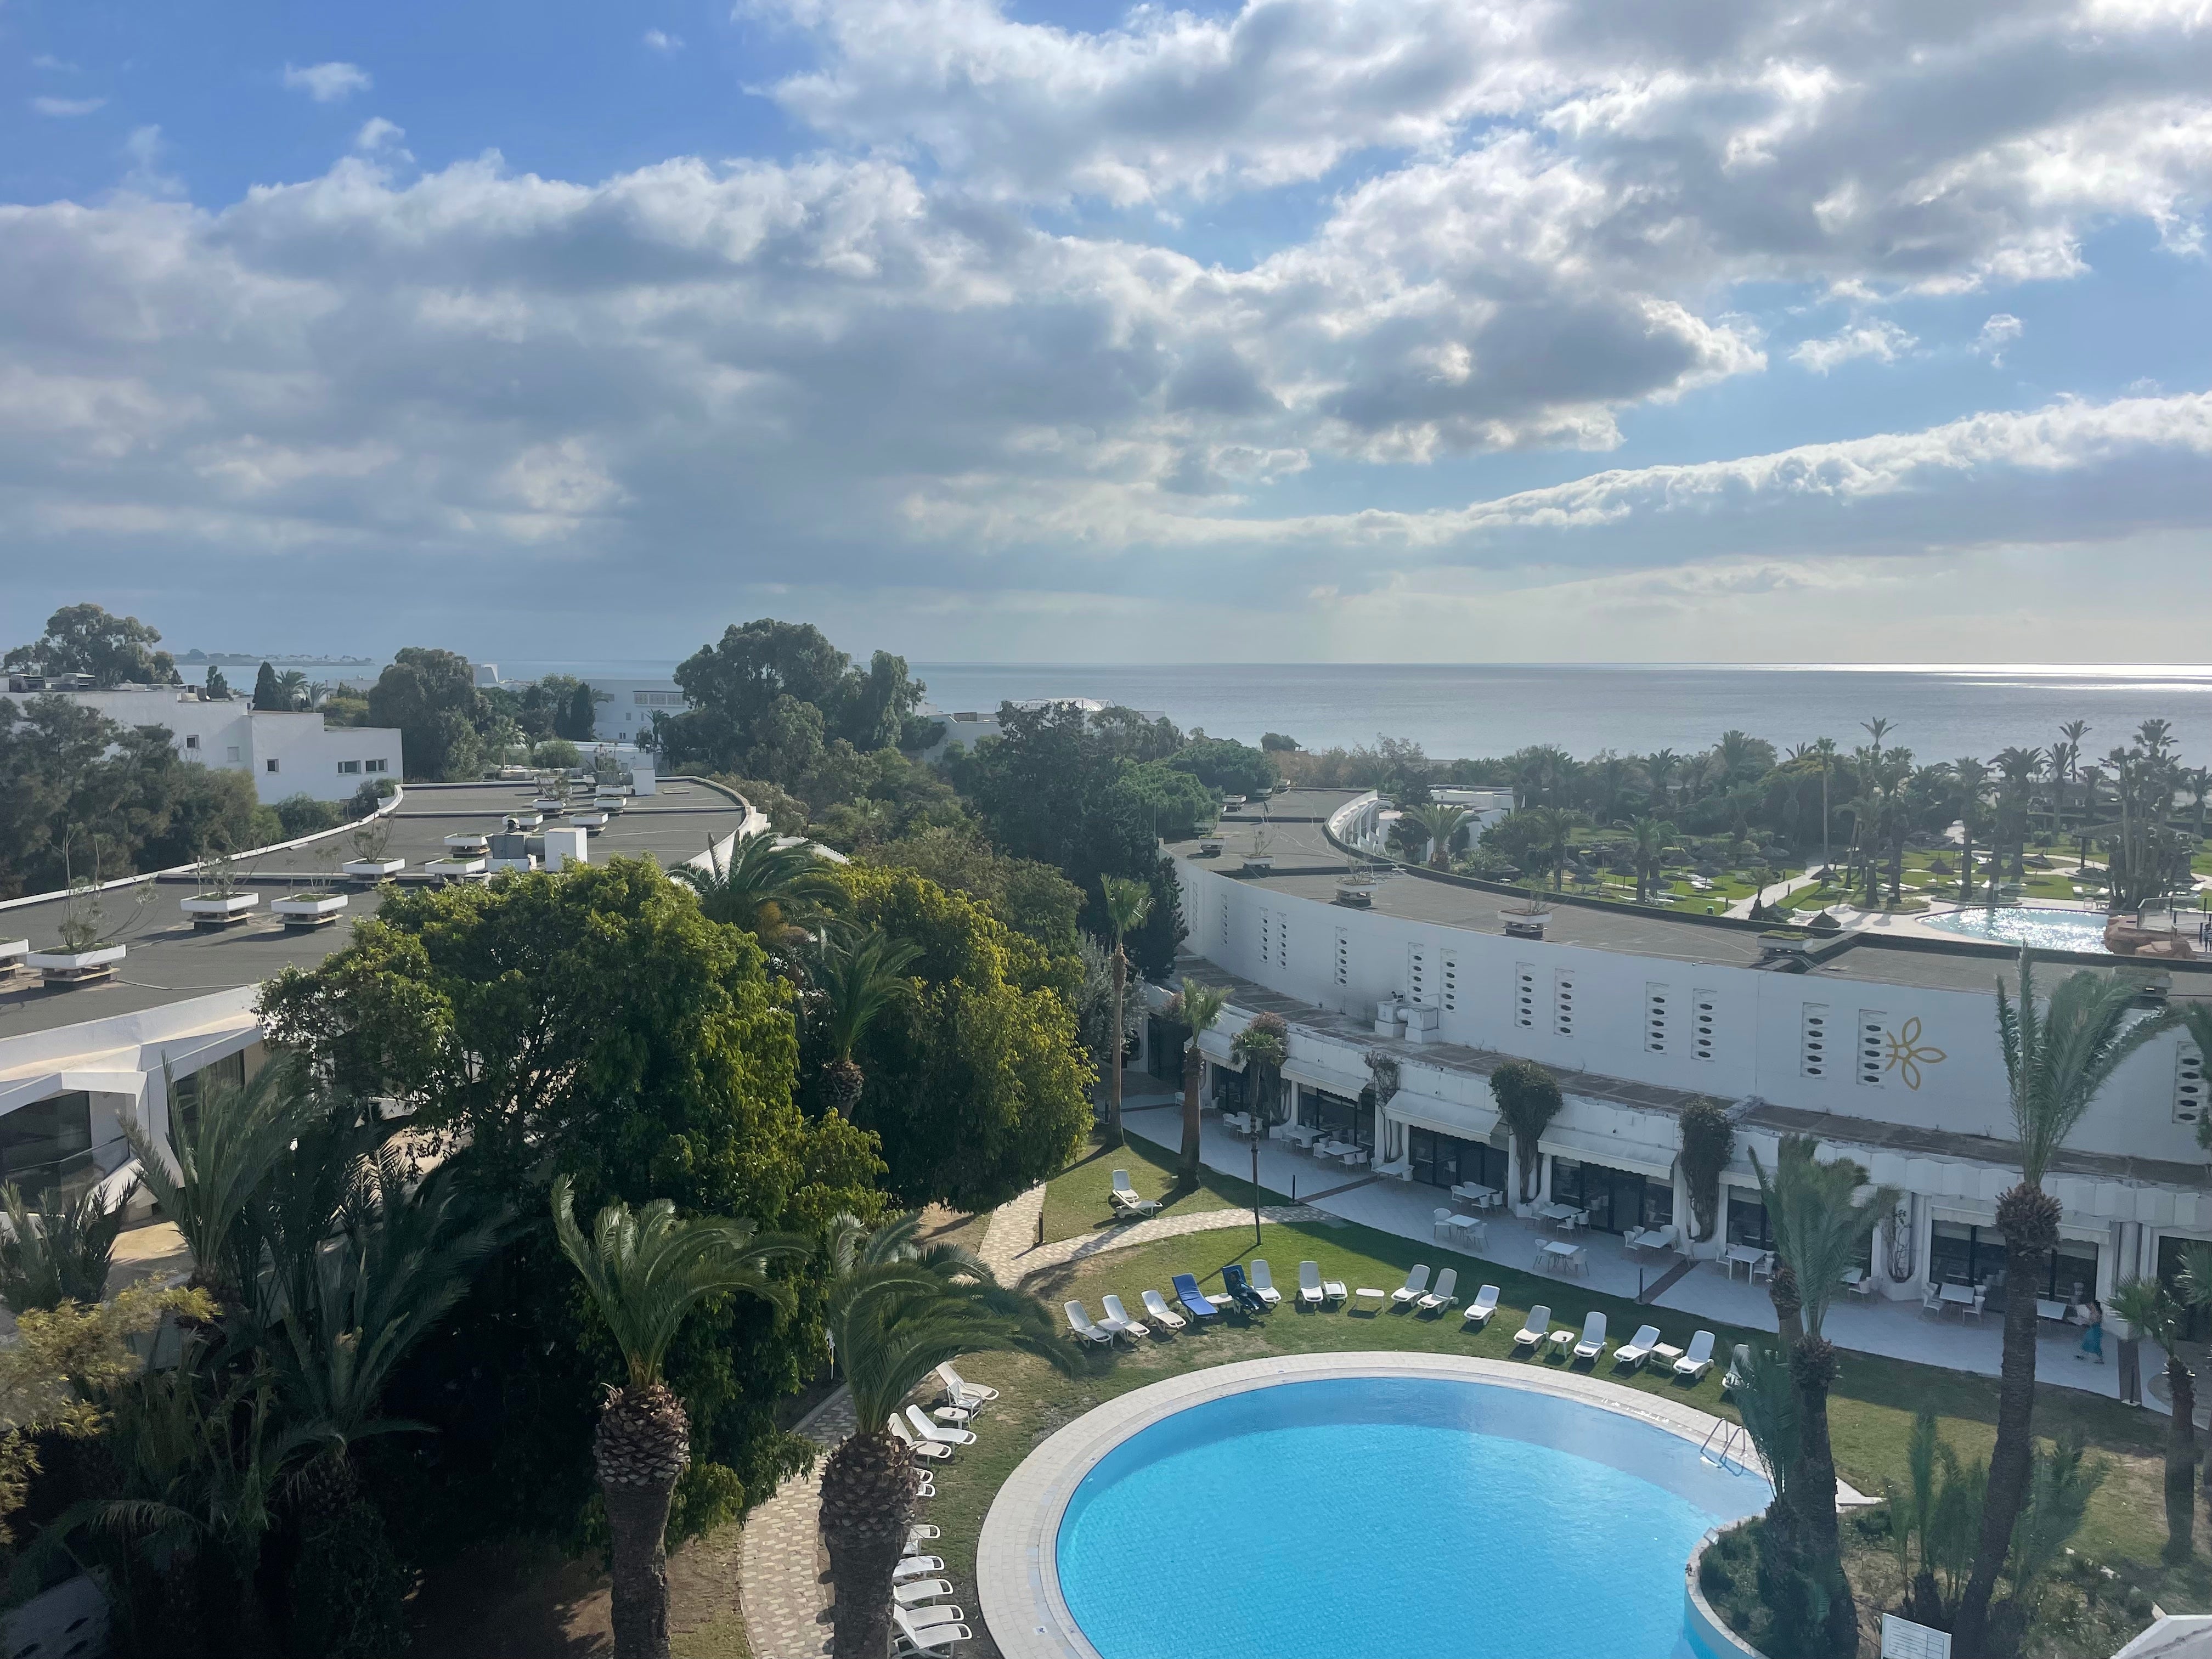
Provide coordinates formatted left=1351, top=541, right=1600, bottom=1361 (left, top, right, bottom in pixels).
left=2, top=0, right=2209, bottom=664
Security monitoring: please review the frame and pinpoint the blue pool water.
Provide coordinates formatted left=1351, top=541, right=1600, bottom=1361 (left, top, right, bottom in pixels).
left=1054, top=1378, right=1768, bottom=1659
left=1921, top=906, right=2114, bottom=952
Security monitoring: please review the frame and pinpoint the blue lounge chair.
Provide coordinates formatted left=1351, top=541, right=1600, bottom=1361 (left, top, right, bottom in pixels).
left=1221, top=1263, right=1268, bottom=1315
left=1172, top=1272, right=1221, bottom=1322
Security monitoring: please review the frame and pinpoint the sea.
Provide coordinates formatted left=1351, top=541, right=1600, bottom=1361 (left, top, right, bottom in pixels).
left=343, top=659, right=2212, bottom=766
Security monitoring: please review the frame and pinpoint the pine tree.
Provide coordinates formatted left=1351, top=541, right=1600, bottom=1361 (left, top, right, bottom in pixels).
left=252, top=660, right=284, bottom=710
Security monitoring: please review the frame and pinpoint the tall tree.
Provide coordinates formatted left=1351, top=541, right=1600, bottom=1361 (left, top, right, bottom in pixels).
left=2110, top=1276, right=2195, bottom=1560
left=811, top=928, right=922, bottom=1118
left=553, top=1177, right=806, bottom=1659
left=1099, top=874, right=1154, bottom=1148
left=671, top=828, right=840, bottom=944
left=4, top=602, right=179, bottom=685
left=1951, top=757, right=1989, bottom=900
left=251, top=661, right=285, bottom=711
left=814, top=1214, right=1069, bottom=1659
left=364, top=646, right=488, bottom=781
left=1170, top=983, right=1229, bottom=1183
left=1615, top=814, right=1674, bottom=903
left=1954, top=950, right=2175, bottom=1651
left=1405, top=803, right=1470, bottom=869
left=1490, top=1059, right=1562, bottom=1205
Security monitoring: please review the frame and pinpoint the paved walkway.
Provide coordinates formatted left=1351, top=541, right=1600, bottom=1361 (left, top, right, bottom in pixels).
left=737, top=1389, right=856, bottom=1658
left=979, top=1181, right=1331, bottom=1289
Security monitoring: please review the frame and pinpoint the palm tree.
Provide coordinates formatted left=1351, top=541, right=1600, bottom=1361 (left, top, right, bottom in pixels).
left=1405, top=803, right=1470, bottom=870
left=2109, top=1277, right=2194, bottom=1561
left=1951, top=757, right=1989, bottom=901
left=1614, top=815, right=1674, bottom=904
left=2056, top=720, right=2090, bottom=835
left=1753, top=1135, right=1900, bottom=1657
left=552, top=1176, right=808, bottom=1659
left=1812, top=736, right=1838, bottom=874
left=1170, top=982, right=1230, bottom=1183
left=1645, top=748, right=1680, bottom=814
left=0, top=1179, right=134, bottom=1312
left=125, top=1054, right=330, bottom=1308
left=1517, top=805, right=1587, bottom=891
left=812, top=928, right=922, bottom=1118
left=1099, top=875, right=1154, bottom=1148
left=671, top=828, right=839, bottom=941
left=1954, top=951, right=2176, bottom=1651
left=815, top=1213, right=1070, bottom=1659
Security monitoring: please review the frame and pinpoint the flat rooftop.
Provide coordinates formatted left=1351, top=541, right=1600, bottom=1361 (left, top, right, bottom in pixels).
left=0, top=781, right=751, bottom=1043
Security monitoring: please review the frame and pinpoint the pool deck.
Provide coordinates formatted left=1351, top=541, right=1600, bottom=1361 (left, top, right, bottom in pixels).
left=1120, top=1093, right=2137, bottom=1407
left=976, top=1350, right=1778, bottom=1659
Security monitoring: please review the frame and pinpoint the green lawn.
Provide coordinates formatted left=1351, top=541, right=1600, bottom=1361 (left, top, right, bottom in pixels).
left=916, top=1205, right=2203, bottom=1656
left=1039, top=1127, right=1268, bottom=1244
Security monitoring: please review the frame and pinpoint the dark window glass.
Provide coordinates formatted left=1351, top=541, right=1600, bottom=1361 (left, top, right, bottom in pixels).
left=1728, top=1193, right=1773, bottom=1250
left=0, top=1092, right=94, bottom=1201
left=172, top=1051, right=247, bottom=1142
left=1146, top=1017, right=1181, bottom=1084
left=1208, top=1064, right=1248, bottom=1110
left=1929, top=1222, right=2008, bottom=1293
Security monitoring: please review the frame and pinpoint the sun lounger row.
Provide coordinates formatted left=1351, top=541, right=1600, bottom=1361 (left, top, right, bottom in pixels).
left=885, top=1373, right=1000, bottom=1654
left=1508, top=1305, right=1716, bottom=1377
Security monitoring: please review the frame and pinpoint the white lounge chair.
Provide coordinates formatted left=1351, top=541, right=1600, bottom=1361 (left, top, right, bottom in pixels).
left=894, top=1607, right=971, bottom=1656
left=1513, top=1305, right=1553, bottom=1351
left=1674, top=1330, right=1717, bottom=1381
left=1140, top=1288, right=1187, bottom=1330
left=1418, top=1267, right=1458, bottom=1312
left=907, top=1405, right=975, bottom=1447
left=936, top=1364, right=996, bottom=1413
left=1615, top=1324, right=1662, bottom=1369
left=1249, top=1260, right=1283, bottom=1305
left=1573, top=1311, right=1607, bottom=1361
left=1110, top=1170, right=1161, bottom=1217
left=905, top=1523, right=941, bottom=1551
left=889, top=1415, right=951, bottom=1459
left=894, top=1556, right=944, bottom=1580
left=1462, top=1284, right=1500, bottom=1327
left=1065, top=1301, right=1114, bottom=1345
left=1100, top=1294, right=1150, bottom=1341
left=894, top=1579, right=956, bottom=1607
left=1390, top=1265, right=1431, bottom=1307
left=913, top=1473, right=935, bottom=1498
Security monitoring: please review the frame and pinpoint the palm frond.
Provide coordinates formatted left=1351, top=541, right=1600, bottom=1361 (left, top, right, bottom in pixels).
left=1998, top=947, right=2175, bottom=1185
left=815, top=929, right=922, bottom=1061
left=1751, top=1134, right=1899, bottom=1340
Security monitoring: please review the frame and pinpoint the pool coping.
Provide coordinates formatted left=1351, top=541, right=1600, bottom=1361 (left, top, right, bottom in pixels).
left=974, top=1350, right=1773, bottom=1659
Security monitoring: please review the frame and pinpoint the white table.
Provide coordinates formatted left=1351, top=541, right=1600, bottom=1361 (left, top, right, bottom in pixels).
left=1722, top=1244, right=1768, bottom=1282
left=1451, top=1182, right=1503, bottom=1210
left=1287, top=1125, right=1320, bottom=1149
left=1538, top=1241, right=1585, bottom=1276
left=1651, top=1342, right=1685, bottom=1368
left=1445, top=1214, right=1487, bottom=1249
left=1536, top=1201, right=1587, bottom=1232
left=1939, top=1282, right=1977, bottom=1314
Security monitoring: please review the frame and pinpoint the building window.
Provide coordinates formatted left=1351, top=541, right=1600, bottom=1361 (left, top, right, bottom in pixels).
left=226, top=746, right=241, bottom=762
left=1273, top=911, right=1288, bottom=969
left=1727, top=1192, right=1773, bottom=1251
left=1929, top=1221, right=2006, bottom=1290
left=1407, top=945, right=1427, bottom=1005
left=338, top=760, right=361, bottom=774
left=365, top=758, right=387, bottom=773
left=1261, top=911, right=1274, bottom=963
left=631, top=690, right=685, bottom=707
left=1551, top=1157, right=1672, bottom=1235
left=1801, top=1003, right=1830, bottom=1077
left=1297, top=1087, right=1371, bottom=1150
left=1645, top=984, right=1670, bottom=1054
left=0, top=1091, right=95, bottom=1204
left=184, top=734, right=200, bottom=749
left=172, top=1051, right=247, bottom=1142
left=1408, top=1127, right=1507, bottom=1192
left=1146, top=1017, right=1182, bottom=1085
left=266, top=758, right=280, bottom=773
left=1693, top=989, right=1718, bottom=1062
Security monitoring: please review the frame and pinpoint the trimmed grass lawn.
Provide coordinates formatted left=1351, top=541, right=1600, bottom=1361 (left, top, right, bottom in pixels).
left=917, top=1204, right=2205, bottom=1657
left=1039, top=1128, right=1268, bottom=1245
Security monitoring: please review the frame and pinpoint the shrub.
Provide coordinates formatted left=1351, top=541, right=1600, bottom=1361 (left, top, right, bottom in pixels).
left=531, top=737, right=581, bottom=770
left=273, top=794, right=343, bottom=839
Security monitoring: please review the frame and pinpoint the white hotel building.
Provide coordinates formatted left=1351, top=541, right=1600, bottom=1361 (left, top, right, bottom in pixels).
left=1161, top=790, right=2210, bottom=1325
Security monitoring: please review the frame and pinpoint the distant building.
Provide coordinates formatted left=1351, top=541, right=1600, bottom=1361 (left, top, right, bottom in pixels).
left=583, top=679, right=691, bottom=744
left=2, top=678, right=400, bottom=803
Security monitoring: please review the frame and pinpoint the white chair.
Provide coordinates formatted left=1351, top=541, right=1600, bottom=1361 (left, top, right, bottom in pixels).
left=1919, top=1284, right=1944, bottom=1319
left=1751, top=1251, right=1775, bottom=1283
left=894, top=1579, right=956, bottom=1607
left=912, top=1472, right=936, bottom=1498
left=889, top=1415, right=952, bottom=1460
left=1391, top=1265, right=1431, bottom=1308
left=1418, top=1267, right=1458, bottom=1312
left=894, top=1556, right=944, bottom=1581
left=1673, top=1330, right=1716, bottom=1381
left=907, top=1406, right=975, bottom=1447
left=1297, top=1260, right=1325, bottom=1306
left=895, top=1610, right=970, bottom=1656
left=906, top=1523, right=941, bottom=1551
left=1432, top=1207, right=1455, bottom=1242
left=1513, top=1305, right=1552, bottom=1351
left=936, top=1364, right=996, bottom=1413
left=1109, top=1170, right=1160, bottom=1217
left=1141, top=1288, right=1187, bottom=1330
left=1100, top=1294, right=1150, bottom=1341
left=1615, top=1324, right=1662, bottom=1369
left=1249, top=1260, right=1283, bottom=1306
left=1064, top=1301, right=1114, bottom=1345
left=1964, top=1286, right=1987, bottom=1323
left=1462, top=1284, right=1500, bottom=1328
left=1573, top=1311, right=1607, bottom=1361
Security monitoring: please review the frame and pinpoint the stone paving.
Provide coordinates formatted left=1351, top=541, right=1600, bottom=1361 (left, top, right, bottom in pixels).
left=979, top=1181, right=1330, bottom=1289
left=737, top=1388, right=855, bottom=1658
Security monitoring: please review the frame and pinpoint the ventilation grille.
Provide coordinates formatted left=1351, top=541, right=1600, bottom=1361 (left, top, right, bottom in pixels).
left=1260, top=911, right=1274, bottom=964
left=1645, top=984, right=1670, bottom=1054
left=1219, top=896, right=1231, bottom=949
left=1801, top=1003, right=1830, bottom=1078
left=1694, top=990, right=1718, bottom=1063
left=1333, top=929, right=1350, bottom=986
left=1858, top=1011, right=1889, bottom=1087
left=1514, top=963, right=1537, bottom=1029
left=1441, top=951, right=1459, bottom=1012
left=2179, top=1042, right=2207, bottom=1126
left=1273, top=911, right=1289, bottom=969
left=1407, top=946, right=1429, bottom=1005
left=1553, top=970, right=1577, bottom=1037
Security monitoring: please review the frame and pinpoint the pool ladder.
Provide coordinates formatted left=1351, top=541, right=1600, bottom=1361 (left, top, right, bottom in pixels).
left=1700, top=1419, right=1748, bottom=1476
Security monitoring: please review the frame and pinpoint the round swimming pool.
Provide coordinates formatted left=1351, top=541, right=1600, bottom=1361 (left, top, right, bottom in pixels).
left=1920, top=905, right=2114, bottom=952
left=1052, top=1375, right=1768, bottom=1659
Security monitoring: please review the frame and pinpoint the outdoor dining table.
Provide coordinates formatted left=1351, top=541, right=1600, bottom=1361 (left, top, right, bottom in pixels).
left=1939, top=1282, right=1978, bottom=1313
left=1534, top=1201, right=1587, bottom=1232
left=1537, top=1240, right=1587, bottom=1276
left=1451, top=1182, right=1502, bottom=1210
left=1722, top=1243, right=1768, bottom=1282
left=1444, top=1214, right=1486, bottom=1248
left=1286, top=1125, right=1320, bottom=1149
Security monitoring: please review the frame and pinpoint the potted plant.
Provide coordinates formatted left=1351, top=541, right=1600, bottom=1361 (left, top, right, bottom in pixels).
left=341, top=815, right=404, bottom=882
left=180, top=840, right=260, bottom=929
left=1241, top=825, right=1275, bottom=874
left=273, top=844, right=349, bottom=930
left=29, top=834, right=146, bottom=982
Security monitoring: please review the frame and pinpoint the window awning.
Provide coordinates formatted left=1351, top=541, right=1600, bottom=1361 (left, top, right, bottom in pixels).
left=1383, top=1090, right=1499, bottom=1146
left=1198, top=1028, right=1243, bottom=1069
left=1282, top=1057, right=1369, bottom=1102
left=1539, top=1122, right=1677, bottom=1182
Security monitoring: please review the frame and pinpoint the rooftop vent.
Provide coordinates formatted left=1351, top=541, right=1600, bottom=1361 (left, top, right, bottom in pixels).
left=1503, top=915, right=1546, bottom=940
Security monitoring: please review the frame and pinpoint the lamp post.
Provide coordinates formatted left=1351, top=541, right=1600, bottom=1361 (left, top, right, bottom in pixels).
left=1252, top=1134, right=1263, bottom=1249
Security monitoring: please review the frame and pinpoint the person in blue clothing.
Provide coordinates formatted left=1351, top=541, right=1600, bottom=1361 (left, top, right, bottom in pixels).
left=2077, top=1298, right=2104, bottom=1364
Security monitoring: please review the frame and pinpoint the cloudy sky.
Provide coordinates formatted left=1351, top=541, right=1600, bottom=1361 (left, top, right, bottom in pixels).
left=2, top=0, right=2209, bottom=665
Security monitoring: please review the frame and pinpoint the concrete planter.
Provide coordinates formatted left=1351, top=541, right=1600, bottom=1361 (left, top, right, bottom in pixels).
left=568, top=811, right=609, bottom=832
left=425, top=856, right=488, bottom=879
left=443, top=833, right=490, bottom=853
left=1198, top=838, right=1224, bottom=856
left=0, top=939, right=27, bottom=979
left=343, top=857, right=406, bottom=881
left=273, top=894, right=349, bottom=930
left=182, top=892, right=260, bottom=928
left=1241, top=856, right=1276, bottom=874
left=27, top=944, right=126, bottom=982
left=532, top=797, right=565, bottom=815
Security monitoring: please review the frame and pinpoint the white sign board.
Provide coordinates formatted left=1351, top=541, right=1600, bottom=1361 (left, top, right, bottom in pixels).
left=1881, top=1613, right=1952, bottom=1659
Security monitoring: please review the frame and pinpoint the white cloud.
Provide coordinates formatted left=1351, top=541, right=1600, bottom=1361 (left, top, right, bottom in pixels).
left=352, top=117, right=410, bottom=158
left=31, top=96, right=106, bottom=118
left=120, top=126, right=183, bottom=198
left=1976, top=313, right=2025, bottom=365
left=642, top=29, right=685, bottom=53
left=1790, top=319, right=1919, bottom=374
left=283, top=61, right=373, bottom=104
left=31, top=55, right=81, bottom=73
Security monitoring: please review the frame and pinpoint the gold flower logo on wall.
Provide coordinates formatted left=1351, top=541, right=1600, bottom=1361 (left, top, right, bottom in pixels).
left=1882, top=1018, right=1946, bottom=1091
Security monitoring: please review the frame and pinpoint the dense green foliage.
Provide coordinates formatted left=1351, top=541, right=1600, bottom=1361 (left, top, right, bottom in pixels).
left=5, top=603, right=179, bottom=686
left=1167, top=733, right=1279, bottom=798
left=0, top=695, right=278, bottom=898
left=364, top=646, right=494, bottom=781
left=659, top=618, right=928, bottom=772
